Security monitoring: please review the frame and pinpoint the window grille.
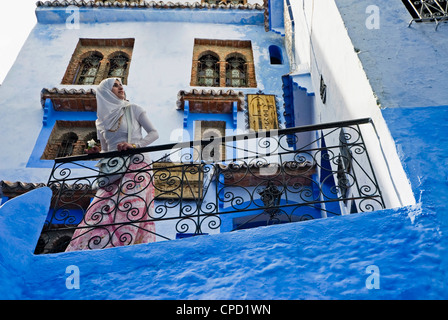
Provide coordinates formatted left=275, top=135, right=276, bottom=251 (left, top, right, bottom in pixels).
left=191, top=39, right=256, bottom=88
left=62, top=38, right=134, bottom=85
left=197, top=53, right=220, bottom=87
left=107, top=54, right=130, bottom=84
left=226, top=55, right=247, bottom=87
left=56, top=132, right=78, bottom=158
left=75, top=52, right=103, bottom=85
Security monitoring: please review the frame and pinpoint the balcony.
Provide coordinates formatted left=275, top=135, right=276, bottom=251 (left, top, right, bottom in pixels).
left=35, top=118, right=386, bottom=254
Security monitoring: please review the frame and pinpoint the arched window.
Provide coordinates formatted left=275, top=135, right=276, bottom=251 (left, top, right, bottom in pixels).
left=269, top=45, right=283, bottom=64
left=226, top=54, right=247, bottom=87
left=57, top=132, right=78, bottom=158
left=197, top=52, right=220, bottom=87
left=75, top=52, right=103, bottom=85
left=107, top=53, right=130, bottom=84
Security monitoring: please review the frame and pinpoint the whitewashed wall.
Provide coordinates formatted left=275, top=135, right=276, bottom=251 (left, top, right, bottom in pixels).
left=286, top=0, right=416, bottom=209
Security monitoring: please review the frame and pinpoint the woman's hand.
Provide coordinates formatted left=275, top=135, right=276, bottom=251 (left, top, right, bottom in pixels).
left=85, top=146, right=100, bottom=154
left=117, top=142, right=136, bottom=151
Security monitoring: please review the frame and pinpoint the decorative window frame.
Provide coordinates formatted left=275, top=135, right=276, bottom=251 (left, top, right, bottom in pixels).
left=191, top=39, right=257, bottom=88
left=62, top=38, right=135, bottom=85
left=41, top=120, right=98, bottom=160
left=177, top=88, right=244, bottom=130
left=27, top=89, right=98, bottom=168
left=197, top=51, right=220, bottom=87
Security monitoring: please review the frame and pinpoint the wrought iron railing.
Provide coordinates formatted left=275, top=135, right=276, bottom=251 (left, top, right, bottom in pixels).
left=403, top=0, right=448, bottom=29
left=35, top=118, right=386, bottom=254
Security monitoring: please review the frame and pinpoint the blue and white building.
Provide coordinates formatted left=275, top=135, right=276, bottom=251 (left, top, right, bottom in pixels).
left=0, top=0, right=447, bottom=299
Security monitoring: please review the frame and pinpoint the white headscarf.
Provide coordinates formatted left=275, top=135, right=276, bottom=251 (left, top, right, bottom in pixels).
left=95, top=78, right=130, bottom=132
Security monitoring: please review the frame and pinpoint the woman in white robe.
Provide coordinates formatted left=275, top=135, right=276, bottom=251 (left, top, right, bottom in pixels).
left=65, top=78, right=159, bottom=251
